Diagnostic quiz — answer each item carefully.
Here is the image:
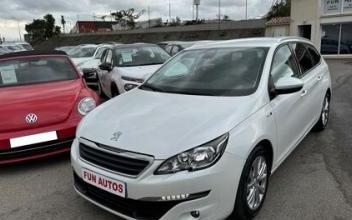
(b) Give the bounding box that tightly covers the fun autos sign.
[324,0,342,13]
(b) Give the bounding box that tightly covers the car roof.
[0,50,67,60]
[188,37,313,50]
[112,43,159,49]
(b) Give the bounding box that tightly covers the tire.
[111,84,119,98]
[313,93,330,132]
[229,146,270,220]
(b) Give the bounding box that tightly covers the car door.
[100,49,114,97]
[269,44,306,163]
[290,43,323,130]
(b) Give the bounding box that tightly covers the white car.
[71,37,331,220]
[96,43,170,97]
[70,44,112,69]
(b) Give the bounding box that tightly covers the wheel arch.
[255,139,274,173]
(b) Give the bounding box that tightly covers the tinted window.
[142,47,269,96]
[271,45,300,83]
[114,46,170,67]
[307,45,321,66]
[291,43,314,74]
[0,57,78,88]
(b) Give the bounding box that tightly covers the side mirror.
[82,68,98,82]
[274,77,303,95]
[99,63,112,71]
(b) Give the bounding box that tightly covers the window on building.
[321,24,340,55]
[340,23,352,54]
[321,22,352,55]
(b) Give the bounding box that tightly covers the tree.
[44,14,55,38]
[110,8,144,29]
[266,0,291,21]
[25,14,60,43]
[25,19,46,42]
[169,16,181,26]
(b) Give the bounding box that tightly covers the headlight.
[78,97,96,116]
[155,133,229,175]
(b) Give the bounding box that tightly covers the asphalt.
[1,59,352,220]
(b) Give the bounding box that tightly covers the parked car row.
[0,42,33,55]
[0,37,332,220]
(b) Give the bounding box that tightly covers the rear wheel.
[229,146,270,220]
[313,93,330,132]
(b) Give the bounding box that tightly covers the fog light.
[161,193,190,201]
[124,83,138,91]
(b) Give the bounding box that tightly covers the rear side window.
[0,57,78,88]
[307,45,321,66]
[291,43,314,74]
[271,45,300,83]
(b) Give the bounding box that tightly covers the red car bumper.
[0,125,77,165]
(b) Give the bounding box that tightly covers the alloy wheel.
[322,97,330,126]
[246,156,267,211]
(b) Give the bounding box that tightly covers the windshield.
[0,57,78,88]
[114,46,170,67]
[141,47,269,96]
[70,47,96,58]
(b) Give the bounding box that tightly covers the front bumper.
[0,138,73,164]
[71,138,244,220]
[0,124,77,164]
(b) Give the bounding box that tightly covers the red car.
[0,51,100,164]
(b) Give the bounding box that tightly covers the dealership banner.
[344,0,352,12]
[324,0,342,13]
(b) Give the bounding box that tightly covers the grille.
[74,172,179,220]
[79,142,151,176]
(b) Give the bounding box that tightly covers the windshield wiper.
[139,83,165,92]
[139,62,164,66]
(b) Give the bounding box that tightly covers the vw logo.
[25,113,38,124]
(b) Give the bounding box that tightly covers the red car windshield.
[0,56,78,88]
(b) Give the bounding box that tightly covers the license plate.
[10,131,58,148]
[82,168,126,198]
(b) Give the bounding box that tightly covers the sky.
[0,0,274,41]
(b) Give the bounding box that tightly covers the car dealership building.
[291,0,352,56]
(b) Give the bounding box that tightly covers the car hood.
[78,89,262,159]
[116,64,162,80]
[0,80,83,133]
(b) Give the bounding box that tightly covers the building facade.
[291,0,352,56]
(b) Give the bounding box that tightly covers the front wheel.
[313,94,330,132]
[229,146,270,220]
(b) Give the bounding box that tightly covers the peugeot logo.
[25,113,38,124]
[111,131,122,142]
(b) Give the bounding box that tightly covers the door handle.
[301,90,308,97]
[317,76,322,81]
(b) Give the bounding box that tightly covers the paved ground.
[1,59,352,220]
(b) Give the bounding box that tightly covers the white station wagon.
[71,37,332,220]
